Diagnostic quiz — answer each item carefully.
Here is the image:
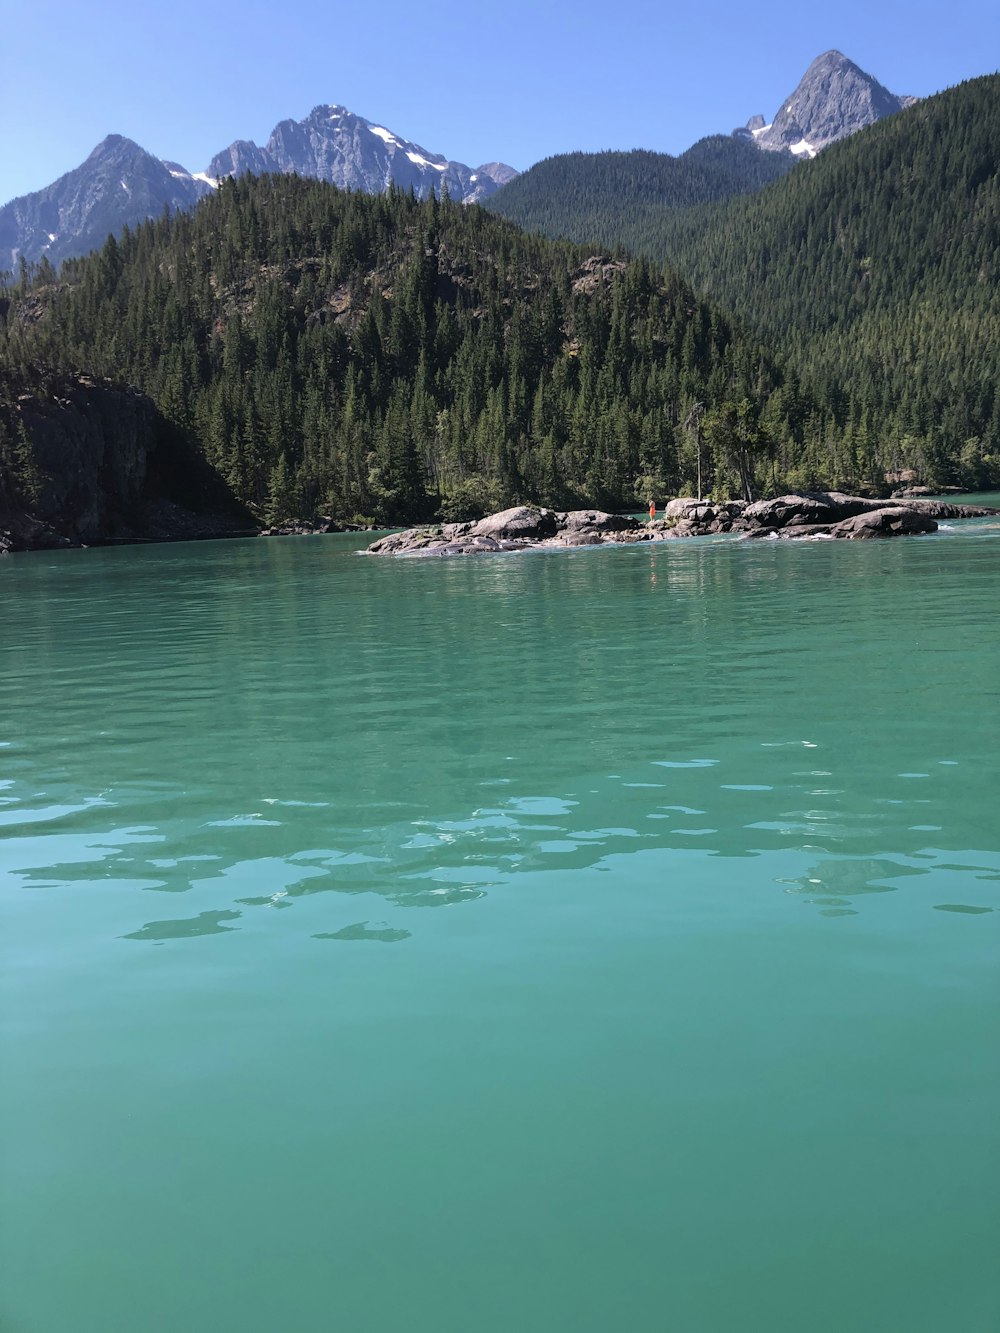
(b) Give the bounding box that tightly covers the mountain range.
[487,50,917,243]
[3,62,998,550]
[1,50,913,272]
[0,136,214,271]
[206,104,517,205]
[0,106,517,273]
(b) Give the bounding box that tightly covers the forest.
[486,136,796,245]
[1,174,873,526]
[488,75,1000,492]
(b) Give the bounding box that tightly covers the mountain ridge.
[485,135,797,244]
[0,135,214,271]
[0,108,516,273]
[206,103,516,205]
[2,51,926,271]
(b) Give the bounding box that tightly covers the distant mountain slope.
[485,50,915,256]
[485,136,796,247]
[2,107,516,272]
[735,50,916,158]
[0,136,214,270]
[670,75,1000,484]
[207,104,517,205]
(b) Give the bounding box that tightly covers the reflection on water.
[123,909,241,942]
[3,529,1000,1333]
[314,921,411,943]
[3,730,999,940]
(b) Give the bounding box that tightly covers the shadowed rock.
[828,507,939,538]
[1,376,256,553]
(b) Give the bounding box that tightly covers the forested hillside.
[486,137,796,247]
[659,76,1000,486]
[1,175,863,525]
[489,77,1000,489]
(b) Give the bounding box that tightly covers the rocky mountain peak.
[1,135,214,271]
[206,104,518,206]
[735,50,915,158]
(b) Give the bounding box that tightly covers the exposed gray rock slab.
[829,507,939,538]
[367,493,999,557]
[469,505,559,539]
[558,509,633,533]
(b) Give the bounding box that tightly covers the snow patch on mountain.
[735,51,915,158]
[205,104,517,206]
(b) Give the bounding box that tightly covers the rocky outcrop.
[367,493,1000,556]
[258,518,374,537]
[571,256,628,294]
[829,507,939,538]
[724,492,995,528]
[367,506,640,556]
[890,485,965,498]
[734,51,915,159]
[0,376,255,553]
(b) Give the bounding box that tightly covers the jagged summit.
[205,104,517,205]
[734,50,915,158]
[0,135,214,270]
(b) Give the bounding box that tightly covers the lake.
[2,512,999,1332]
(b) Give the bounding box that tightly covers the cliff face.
[0,377,256,553]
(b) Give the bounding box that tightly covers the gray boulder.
[743,494,839,527]
[469,505,558,539]
[559,509,633,532]
[829,507,938,538]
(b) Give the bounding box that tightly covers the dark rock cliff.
[0,376,256,553]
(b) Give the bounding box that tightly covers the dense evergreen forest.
[490,77,1000,490]
[486,137,796,245]
[0,176,867,525]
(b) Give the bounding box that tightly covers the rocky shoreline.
[367,493,1000,556]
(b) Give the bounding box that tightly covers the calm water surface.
[2,513,999,1332]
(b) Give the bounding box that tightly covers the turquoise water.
[2,516,999,1332]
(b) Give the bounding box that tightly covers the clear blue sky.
[3,0,997,204]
